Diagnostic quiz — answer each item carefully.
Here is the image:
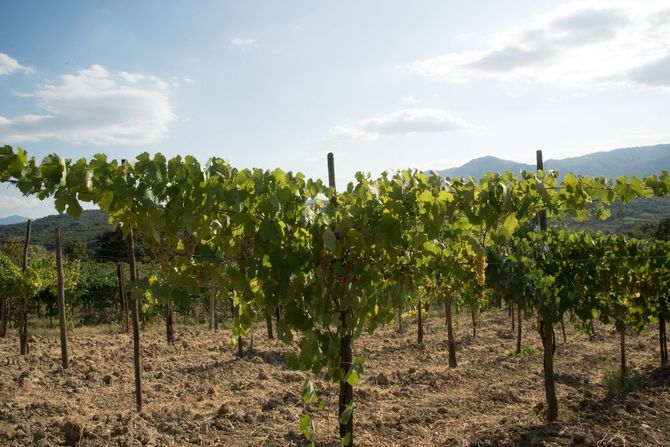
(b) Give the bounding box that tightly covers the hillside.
[0,214,29,225]
[439,143,670,179]
[562,196,670,235]
[0,209,111,249]
[438,144,670,235]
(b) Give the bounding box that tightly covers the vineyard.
[0,145,669,446]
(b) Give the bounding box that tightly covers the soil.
[1,308,668,447]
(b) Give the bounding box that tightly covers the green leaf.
[535,177,551,204]
[259,219,278,242]
[323,228,337,253]
[302,378,318,403]
[66,196,83,218]
[344,357,364,386]
[562,173,579,188]
[338,403,354,425]
[595,205,611,220]
[417,190,433,203]
[500,213,518,239]
[299,414,315,442]
[283,302,313,331]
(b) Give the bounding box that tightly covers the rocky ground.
[0,309,668,446]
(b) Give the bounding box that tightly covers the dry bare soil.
[1,309,668,447]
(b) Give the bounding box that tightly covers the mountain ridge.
[0,210,111,249]
[439,143,670,179]
[0,215,29,225]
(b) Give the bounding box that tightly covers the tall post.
[165,301,174,345]
[619,327,627,379]
[117,263,129,333]
[329,152,354,446]
[55,227,69,368]
[209,273,216,331]
[0,300,6,338]
[536,150,547,232]
[126,229,143,412]
[537,150,558,422]
[266,312,274,339]
[658,310,668,366]
[445,293,457,367]
[232,303,243,357]
[417,298,424,344]
[516,305,522,354]
[19,220,32,355]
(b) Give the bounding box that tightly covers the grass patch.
[508,346,539,356]
[517,410,543,425]
[600,363,644,395]
[559,407,582,423]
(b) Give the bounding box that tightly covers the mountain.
[437,143,670,235]
[439,143,670,179]
[0,214,29,225]
[566,196,670,235]
[0,209,111,249]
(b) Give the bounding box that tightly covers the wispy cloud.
[626,53,670,87]
[0,64,175,145]
[0,52,35,76]
[411,2,670,89]
[0,195,53,219]
[331,109,474,141]
[230,37,257,47]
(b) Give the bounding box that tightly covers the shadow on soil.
[469,365,670,447]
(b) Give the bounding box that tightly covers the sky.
[1,0,670,218]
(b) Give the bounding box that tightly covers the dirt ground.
[1,308,668,447]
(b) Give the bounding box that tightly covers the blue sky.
[1,0,669,218]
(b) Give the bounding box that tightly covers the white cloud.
[331,109,474,141]
[0,195,53,219]
[606,133,670,149]
[331,125,378,141]
[0,52,34,76]
[411,1,670,88]
[119,71,145,83]
[0,195,44,210]
[626,53,670,86]
[0,64,175,145]
[230,37,257,47]
[401,96,420,104]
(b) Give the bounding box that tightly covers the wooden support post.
[209,273,216,331]
[117,263,129,333]
[165,301,174,345]
[537,150,558,423]
[446,293,457,367]
[55,227,69,368]
[417,298,424,344]
[516,305,522,354]
[0,299,8,338]
[126,229,143,412]
[329,153,354,446]
[19,220,32,355]
[620,326,627,380]
[660,312,668,366]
